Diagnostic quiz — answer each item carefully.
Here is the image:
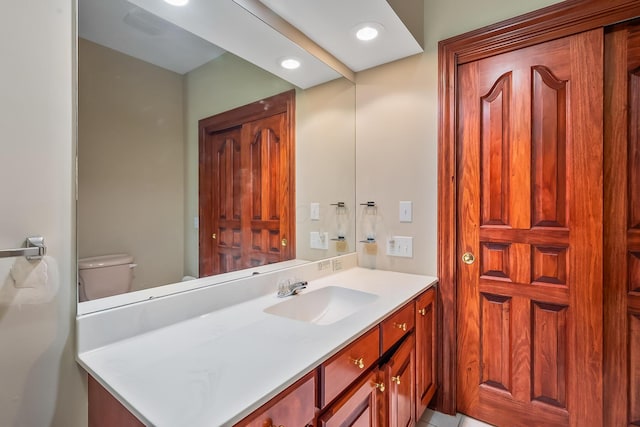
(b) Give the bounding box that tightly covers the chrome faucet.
[277,280,308,297]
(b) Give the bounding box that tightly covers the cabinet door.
[234,371,316,427]
[318,370,383,427]
[385,333,416,427]
[415,287,436,417]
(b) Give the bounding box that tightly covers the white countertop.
[77,266,437,426]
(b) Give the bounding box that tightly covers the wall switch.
[318,260,331,271]
[399,201,413,222]
[310,202,320,220]
[310,231,329,249]
[387,236,413,258]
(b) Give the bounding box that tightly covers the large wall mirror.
[77,0,356,311]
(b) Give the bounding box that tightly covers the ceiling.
[78,0,423,89]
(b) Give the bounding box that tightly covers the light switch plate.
[310,202,320,220]
[399,201,412,222]
[387,236,413,258]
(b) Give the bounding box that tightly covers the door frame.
[436,0,640,416]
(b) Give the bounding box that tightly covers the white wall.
[355,0,562,275]
[78,39,185,292]
[0,1,86,426]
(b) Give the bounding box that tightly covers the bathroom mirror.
[76,0,356,310]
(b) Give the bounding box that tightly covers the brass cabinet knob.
[262,419,283,427]
[394,322,407,331]
[212,233,217,240]
[462,252,475,265]
[281,238,287,247]
[418,308,427,316]
[391,376,401,385]
[375,382,385,392]
[351,357,365,369]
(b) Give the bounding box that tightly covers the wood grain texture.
[88,376,144,427]
[455,29,603,427]
[318,370,382,427]
[380,302,415,355]
[415,288,437,417]
[320,327,380,408]
[438,1,640,417]
[604,20,640,427]
[199,90,295,276]
[384,333,416,427]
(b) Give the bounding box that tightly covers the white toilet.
[78,254,136,302]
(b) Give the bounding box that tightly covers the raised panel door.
[604,19,640,427]
[456,30,603,427]
[415,288,436,418]
[385,333,416,427]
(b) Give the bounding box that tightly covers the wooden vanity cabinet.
[415,288,436,417]
[233,371,317,427]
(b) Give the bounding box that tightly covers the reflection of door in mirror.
[199,90,295,276]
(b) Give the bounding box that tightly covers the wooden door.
[456,30,603,427]
[385,333,416,427]
[242,112,292,268]
[201,127,243,275]
[604,19,640,427]
[415,288,436,418]
[199,91,295,277]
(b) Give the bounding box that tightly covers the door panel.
[457,30,603,427]
[243,112,292,266]
[604,19,640,427]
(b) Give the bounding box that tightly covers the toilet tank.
[78,254,135,301]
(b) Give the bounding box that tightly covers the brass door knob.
[462,252,475,265]
[391,376,401,385]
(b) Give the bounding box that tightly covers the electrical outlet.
[387,236,413,258]
[310,231,329,249]
[318,260,331,271]
[332,258,343,271]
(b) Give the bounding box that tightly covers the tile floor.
[419,409,494,427]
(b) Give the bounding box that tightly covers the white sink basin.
[264,286,378,325]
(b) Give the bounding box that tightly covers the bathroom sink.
[264,286,378,325]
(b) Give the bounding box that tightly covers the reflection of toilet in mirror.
[78,254,136,302]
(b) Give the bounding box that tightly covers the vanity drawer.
[380,301,415,354]
[234,371,316,427]
[320,326,380,408]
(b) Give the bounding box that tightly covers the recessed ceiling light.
[355,23,383,41]
[280,58,301,70]
[164,0,189,6]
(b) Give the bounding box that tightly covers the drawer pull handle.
[375,382,386,392]
[418,308,427,316]
[394,322,407,331]
[351,357,365,369]
[391,376,401,385]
